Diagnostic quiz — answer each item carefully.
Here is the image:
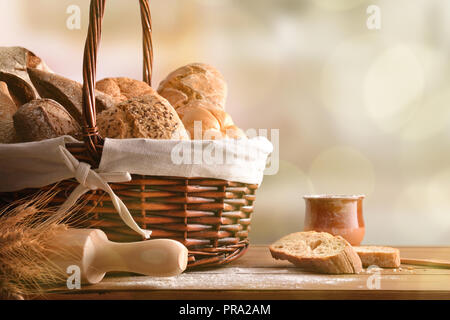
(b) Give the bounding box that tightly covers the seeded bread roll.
[0,81,19,143]
[158,63,227,110]
[269,231,363,274]
[97,94,189,140]
[176,100,246,139]
[13,99,82,142]
[96,77,157,103]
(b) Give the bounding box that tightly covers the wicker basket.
[0,0,262,268]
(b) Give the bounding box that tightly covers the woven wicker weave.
[1,0,260,268]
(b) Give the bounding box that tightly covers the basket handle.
[81,0,153,161]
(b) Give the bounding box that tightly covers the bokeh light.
[428,168,450,235]
[400,86,450,141]
[308,146,375,196]
[364,45,425,133]
[313,0,367,11]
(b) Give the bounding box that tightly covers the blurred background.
[2,0,450,245]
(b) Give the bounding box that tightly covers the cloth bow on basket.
[56,146,152,239]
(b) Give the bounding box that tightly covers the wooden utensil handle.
[93,239,188,277]
[401,258,450,268]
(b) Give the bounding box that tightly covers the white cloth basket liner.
[0,136,273,193]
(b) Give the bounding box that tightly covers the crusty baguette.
[354,246,400,268]
[269,231,362,274]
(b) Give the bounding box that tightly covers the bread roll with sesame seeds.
[96,93,189,140]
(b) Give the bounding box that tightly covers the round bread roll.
[97,94,189,140]
[96,77,157,103]
[158,63,227,110]
[177,100,246,140]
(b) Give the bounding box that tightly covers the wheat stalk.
[0,190,87,299]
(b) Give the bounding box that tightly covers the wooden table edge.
[39,289,450,300]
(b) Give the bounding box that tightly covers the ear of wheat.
[0,190,85,300]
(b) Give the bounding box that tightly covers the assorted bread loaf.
[0,47,246,144]
[13,99,82,142]
[270,231,402,274]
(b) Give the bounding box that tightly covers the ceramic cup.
[303,195,365,246]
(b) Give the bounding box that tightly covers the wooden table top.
[45,245,450,300]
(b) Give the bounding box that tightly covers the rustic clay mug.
[303,195,365,245]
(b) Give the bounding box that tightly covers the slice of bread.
[269,231,363,274]
[354,246,400,268]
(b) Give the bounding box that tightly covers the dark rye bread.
[0,81,16,121]
[0,81,19,143]
[269,231,363,274]
[27,68,115,124]
[13,99,82,142]
[0,72,36,107]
